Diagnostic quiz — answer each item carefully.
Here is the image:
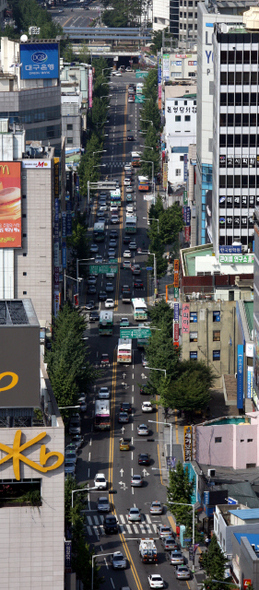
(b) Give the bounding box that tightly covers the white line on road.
[110,579,115,589]
[132,384,134,392]
[88,452,91,462]
[132,486,134,495]
[126,524,131,534]
[90,438,92,446]
[93,516,99,525]
[120,515,126,524]
[131,467,133,476]
[132,396,134,404]
[131,451,133,460]
[132,373,134,380]
[104,558,108,569]
[86,525,92,536]
[131,422,134,431]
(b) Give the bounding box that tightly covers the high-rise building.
[196,1,256,245]
[0,37,61,153]
[212,10,259,257]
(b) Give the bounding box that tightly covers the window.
[67,138,73,144]
[247,439,253,443]
[67,124,73,131]
[190,351,197,360]
[185,115,190,121]
[22,233,27,238]
[213,350,220,361]
[175,115,181,121]
[215,437,222,443]
[190,312,197,323]
[213,330,220,341]
[190,331,198,342]
[175,169,181,176]
[174,101,178,106]
[213,311,220,322]
[23,291,27,295]
[23,272,27,276]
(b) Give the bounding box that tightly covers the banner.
[182,303,190,334]
[237,344,244,409]
[88,68,93,108]
[0,162,22,248]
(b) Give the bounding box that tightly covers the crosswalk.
[84,512,159,537]
[108,161,131,168]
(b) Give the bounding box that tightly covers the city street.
[74,74,192,590]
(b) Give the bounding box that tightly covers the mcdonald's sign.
[0,161,21,248]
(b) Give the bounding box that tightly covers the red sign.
[174,322,179,341]
[174,271,179,288]
[174,259,179,271]
[0,162,22,248]
[182,303,190,334]
[243,580,252,589]
[184,226,190,242]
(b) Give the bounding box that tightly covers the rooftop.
[229,508,259,520]
[0,299,39,326]
[181,244,214,276]
[234,532,259,548]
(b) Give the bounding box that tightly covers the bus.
[125,214,137,233]
[117,339,132,363]
[136,82,144,95]
[99,310,113,335]
[110,188,121,206]
[93,221,105,242]
[94,400,111,431]
[132,298,148,321]
[138,176,150,191]
[131,151,141,167]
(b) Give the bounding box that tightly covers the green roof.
[244,301,254,335]
[183,244,214,276]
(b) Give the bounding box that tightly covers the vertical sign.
[174,303,179,322]
[88,68,93,108]
[237,344,244,409]
[163,53,170,81]
[65,540,72,573]
[174,302,180,347]
[174,259,179,288]
[54,157,60,316]
[163,162,168,190]
[247,366,253,399]
[182,303,190,334]
[158,54,162,110]
[184,426,192,461]
[62,212,66,238]
[184,154,188,182]
[66,201,72,237]
[186,207,191,226]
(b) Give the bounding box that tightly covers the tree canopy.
[167,462,194,530]
[202,535,229,590]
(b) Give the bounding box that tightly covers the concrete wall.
[195,422,258,468]
[232,534,259,588]
[15,166,53,327]
[0,424,64,590]
[214,505,259,555]
[181,299,236,385]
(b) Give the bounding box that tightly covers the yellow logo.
[0,165,10,175]
[0,372,19,392]
[0,430,64,480]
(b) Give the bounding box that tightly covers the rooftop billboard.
[0,162,21,248]
[20,43,59,79]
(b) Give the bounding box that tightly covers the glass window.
[220,72,227,84]
[67,124,73,130]
[190,351,197,360]
[236,72,242,84]
[215,437,222,443]
[67,138,73,144]
[213,311,220,322]
[213,350,220,360]
[185,115,190,121]
[228,72,234,85]
[221,51,227,64]
[175,115,181,121]
[190,312,197,323]
[190,332,198,342]
[213,330,220,341]
[175,169,181,176]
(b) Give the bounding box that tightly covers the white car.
[112,71,122,76]
[142,401,153,413]
[105,298,114,308]
[137,423,149,436]
[126,204,134,213]
[94,473,107,490]
[110,204,118,212]
[123,250,131,258]
[124,178,132,186]
[128,507,141,522]
[126,186,134,193]
[98,387,110,399]
[106,271,115,279]
[148,575,164,589]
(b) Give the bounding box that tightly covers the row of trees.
[147,195,183,276]
[145,300,215,420]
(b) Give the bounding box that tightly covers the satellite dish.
[20,34,28,42]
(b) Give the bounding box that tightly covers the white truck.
[139,538,158,564]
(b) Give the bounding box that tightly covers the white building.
[179,0,198,42]
[165,93,196,185]
[163,51,197,81]
[214,505,259,556]
[212,12,259,257]
[153,0,170,30]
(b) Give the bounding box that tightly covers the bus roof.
[131,151,141,157]
[94,221,105,230]
[138,176,149,182]
[132,298,147,308]
[125,215,137,223]
[95,399,110,415]
[99,310,113,321]
[118,338,132,346]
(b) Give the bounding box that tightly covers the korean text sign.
[0,162,21,248]
[20,43,59,79]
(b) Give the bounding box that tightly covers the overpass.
[63,26,152,43]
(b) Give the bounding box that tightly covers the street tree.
[67,212,90,274]
[145,323,179,391]
[164,361,214,420]
[202,535,228,590]
[142,68,158,101]
[149,299,174,337]
[159,203,183,247]
[167,461,194,529]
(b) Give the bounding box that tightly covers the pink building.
[194,412,259,470]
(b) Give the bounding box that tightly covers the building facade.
[165,93,196,185]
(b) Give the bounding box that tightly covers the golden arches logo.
[0,165,10,175]
[0,372,18,392]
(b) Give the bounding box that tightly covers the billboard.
[88,68,93,108]
[0,325,40,408]
[20,43,59,80]
[0,162,21,248]
[237,344,244,410]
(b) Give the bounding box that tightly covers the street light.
[147,251,158,298]
[143,216,159,233]
[72,486,90,509]
[64,274,82,303]
[140,144,154,151]
[140,158,155,203]
[58,405,80,410]
[146,366,166,377]
[76,258,95,306]
[92,553,114,590]
[148,419,172,458]
[102,66,113,76]
[140,118,153,127]
[93,149,107,159]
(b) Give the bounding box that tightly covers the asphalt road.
[50,0,103,29]
[74,74,191,590]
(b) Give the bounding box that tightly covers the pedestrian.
[205,536,210,548]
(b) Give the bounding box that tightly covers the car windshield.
[114,555,123,561]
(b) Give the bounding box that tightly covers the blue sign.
[20,43,59,80]
[65,540,72,570]
[62,243,67,269]
[174,306,179,324]
[237,344,244,409]
[247,367,252,399]
[62,212,66,238]
[146,266,153,271]
[54,198,59,242]
[66,213,72,237]
[186,207,191,227]
[184,154,188,182]
[219,245,242,254]
[228,497,238,505]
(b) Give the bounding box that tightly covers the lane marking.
[90,438,92,446]
[110,578,115,589]
[88,452,91,462]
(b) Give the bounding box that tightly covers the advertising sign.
[186,206,191,227]
[0,162,22,248]
[62,243,66,269]
[174,303,179,322]
[62,212,66,238]
[237,344,244,409]
[182,303,190,334]
[22,160,51,169]
[219,254,254,264]
[65,540,72,573]
[163,53,170,81]
[243,581,252,590]
[184,154,188,182]
[163,162,168,190]
[0,325,40,408]
[174,322,179,341]
[20,43,59,80]
[88,68,93,108]
[219,245,242,254]
[54,290,59,316]
[174,287,179,299]
[185,226,190,242]
[184,426,192,461]
[247,366,253,399]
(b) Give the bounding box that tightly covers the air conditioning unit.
[208,468,216,477]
